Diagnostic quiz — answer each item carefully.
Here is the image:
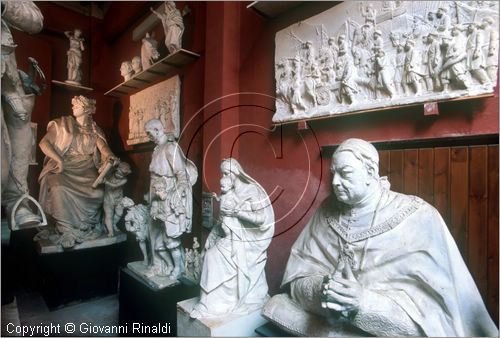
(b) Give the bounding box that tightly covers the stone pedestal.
[177,297,268,337]
[119,268,199,337]
[127,261,179,290]
[38,241,127,309]
[36,231,127,254]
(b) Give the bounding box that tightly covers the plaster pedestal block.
[36,231,127,254]
[177,297,268,337]
[127,261,179,290]
[119,268,199,337]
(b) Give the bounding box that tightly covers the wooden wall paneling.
[467,146,488,299]
[389,150,403,193]
[449,147,469,256]
[433,147,450,224]
[418,148,434,205]
[403,149,418,195]
[487,145,499,323]
[379,150,390,178]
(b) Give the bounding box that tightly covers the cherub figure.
[103,162,132,236]
[124,200,151,266]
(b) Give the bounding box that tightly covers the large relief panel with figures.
[274,1,498,123]
[127,76,180,145]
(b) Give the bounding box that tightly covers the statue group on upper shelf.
[274,1,499,122]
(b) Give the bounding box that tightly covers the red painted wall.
[201,2,499,296]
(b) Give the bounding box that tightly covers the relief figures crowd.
[275,1,498,117]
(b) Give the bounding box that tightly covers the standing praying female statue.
[65,29,84,85]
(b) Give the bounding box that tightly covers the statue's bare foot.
[60,233,76,249]
[190,306,203,319]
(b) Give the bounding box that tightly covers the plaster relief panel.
[127,75,180,145]
[273,1,499,123]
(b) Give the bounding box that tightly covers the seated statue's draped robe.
[281,190,498,337]
[39,116,111,239]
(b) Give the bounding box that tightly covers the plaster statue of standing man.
[151,1,184,54]
[145,119,197,280]
[2,0,46,228]
[263,138,498,337]
[64,29,84,85]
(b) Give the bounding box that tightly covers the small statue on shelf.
[120,61,133,81]
[131,56,142,74]
[36,95,122,251]
[2,0,47,229]
[64,29,85,85]
[141,32,160,70]
[151,1,185,54]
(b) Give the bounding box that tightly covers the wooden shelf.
[52,80,93,92]
[104,49,200,98]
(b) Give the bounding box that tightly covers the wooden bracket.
[297,120,308,130]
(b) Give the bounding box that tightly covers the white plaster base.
[177,297,268,337]
[36,232,127,254]
[127,261,180,290]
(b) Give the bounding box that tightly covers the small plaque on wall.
[273,1,499,123]
[127,75,180,145]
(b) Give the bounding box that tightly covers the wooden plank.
[417,148,434,204]
[379,150,390,178]
[467,146,488,299]
[389,150,403,193]
[403,149,418,195]
[487,145,499,324]
[104,49,199,97]
[433,147,450,224]
[449,147,468,256]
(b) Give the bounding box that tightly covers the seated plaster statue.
[263,138,498,337]
[190,158,275,319]
[124,198,150,266]
[37,95,119,249]
[145,119,197,280]
[120,61,133,81]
